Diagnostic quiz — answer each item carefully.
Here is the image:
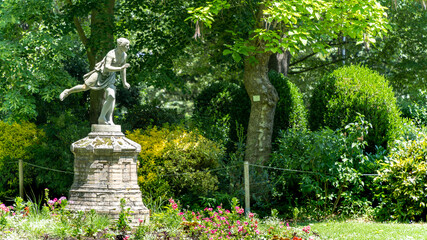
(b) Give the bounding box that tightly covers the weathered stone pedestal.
[67,124,149,225]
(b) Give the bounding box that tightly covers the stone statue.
[59,38,131,125]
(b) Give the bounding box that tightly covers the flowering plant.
[43,188,68,215]
[156,197,318,240]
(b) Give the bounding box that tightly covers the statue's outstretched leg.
[59,84,88,101]
[98,86,116,125]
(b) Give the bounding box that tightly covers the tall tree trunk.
[243,47,279,164]
[268,50,291,76]
[69,0,115,124]
[88,0,115,124]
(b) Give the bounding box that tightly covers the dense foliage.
[269,71,308,140]
[193,81,250,148]
[374,132,427,221]
[0,122,42,199]
[126,126,224,207]
[193,71,307,150]
[309,65,402,151]
[270,115,376,218]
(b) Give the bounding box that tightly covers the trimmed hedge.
[309,65,401,151]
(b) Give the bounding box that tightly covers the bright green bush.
[374,131,427,221]
[0,121,43,199]
[126,125,225,206]
[309,65,402,151]
[270,115,376,218]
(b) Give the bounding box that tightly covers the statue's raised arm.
[59,38,131,125]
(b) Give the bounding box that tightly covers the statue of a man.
[59,38,131,125]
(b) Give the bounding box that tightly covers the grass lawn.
[311,220,427,240]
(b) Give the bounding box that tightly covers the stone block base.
[67,125,149,226]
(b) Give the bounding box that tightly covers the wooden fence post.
[19,159,24,199]
[244,161,250,216]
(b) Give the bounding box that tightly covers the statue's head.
[117,38,130,47]
[117,38,130,52]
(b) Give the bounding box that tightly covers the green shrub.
[269,70,308,140]
[374,131,427,221]
[0,121,43,199]
[32,112,90,197]
[119,101,183,132]
[309,65,402,151]
[269,115,376,218]
[126,125,225,207]
[398,90,427,127]
[193,81,250,146]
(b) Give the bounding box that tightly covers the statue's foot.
[98,117,108,125]
[59,89,69,101]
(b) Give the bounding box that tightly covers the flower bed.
[1,192,318,240]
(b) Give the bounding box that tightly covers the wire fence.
[10,158,379,207]
[5,160,74,174]
[8,160,379,178]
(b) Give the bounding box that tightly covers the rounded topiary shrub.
[309,65,401,150]
[193,81,250,148]
[268,70,307,141]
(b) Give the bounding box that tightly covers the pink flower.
[255,229,260,234]
[58,196,66,204]
[249,212,254,218]
[124,236,130,240]
[178,212,184,215]
[303,225,311,233]
[169,198,175,204]
[138,219,144,223]
[172,203,178,210]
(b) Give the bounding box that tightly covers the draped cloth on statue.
[83,57,116,90]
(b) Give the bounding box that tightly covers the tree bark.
[243,47,279,164]
[268,49,291,76]
[88,0,115,124]
[69,0,115,124]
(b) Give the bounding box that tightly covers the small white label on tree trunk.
[253,95,260,102]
